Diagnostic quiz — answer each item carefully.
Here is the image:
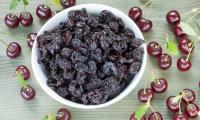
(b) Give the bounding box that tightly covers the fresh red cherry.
[148,112,163,120]
[173,24,186,38]
[128,7,142,22]
[36,4,52,20]
[130,113,146,120]
[147,42,162,57]
[16,65,30,80]
[138,88,154,103]
[178,38,193,55]
[19,12,33,27]
[166,96,179,112]
[166,10,181,25]
[27,33,37,48]
[136,18,153,33]
[158,53,172,70]
[6,42,21,58]
[151,78,168,93]
[60,0,76,9]
[56,108,71,120]
[181,89,196,103]
[173,113,188,120]
[4,13,20,29]
[185,103,199,118]
[177,56,192,72]
[21,85,36,100]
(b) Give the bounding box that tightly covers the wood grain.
[0,0,200,119]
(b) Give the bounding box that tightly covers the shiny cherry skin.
[136,18,153,33]
[185,103,199,118]
[27,33,37,48]
[56,108,71,120]
[19,12,33,27]
[173,113,188,120]
[138,88,154,103]
[16,65,30,80]
[60,0,76,9]
[166,96,179,112]
[173,24,186,38]
[147,41,162,57]
[177,56,192,72]
[158,53,172,70]
[181,89,196,103]
[151,78,168,93]
[21,85,36,100]
[130,113,146,120]
[178,38,193,55]
[129,7,142,22]
[4,13,20,29]
[6,42,21,58]
[36,4,52,20]
[166,10,181,25]
[148,112,163,120]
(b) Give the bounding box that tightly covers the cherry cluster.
[147,42,172,70]
[130,73,168,119]
[15,65,36,100]
[166,89,199,119]
[128,7,153,33]
[166,10,192,72]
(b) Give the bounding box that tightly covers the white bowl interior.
[32,4,147,109]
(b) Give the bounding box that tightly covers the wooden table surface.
[0,0,200,120]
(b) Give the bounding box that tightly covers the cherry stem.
[181,8,199,17]
[44,0,48,8]
[186,39,198,61]
[166,34,170,44]
[186,10,200,23]
[141,0,153,9]
[178,94,183,114]
[0,38,9,47]
[146,0,155,19]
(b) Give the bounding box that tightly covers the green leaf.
[22,0,28,6]
[166,39,179,56]
[51,0,61,7]
[43,115,48,120]
[135,102,149,120]
[9,0,18,10]
[180,22,197,36]
[16,72,28,88]
[44,113,55,120]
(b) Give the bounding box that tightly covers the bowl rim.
[31,3,147,109]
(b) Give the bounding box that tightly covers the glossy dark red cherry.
[129,7,142,22]
[166,96,179,112]
[60,0,76,9]
[138,88,154,103]
[16,65,30,80]
[173,24,186,38]
[177,56,192,72]
[178,38,193,55]
[181,89,196,103]
[136,18,153,33]
[173,113,188,120]
[185,103,199,118]
[147,42,162,57]
[56,108,71,120]
[4,13,20,29]
[130,113,146,120]
[36,4,52,20]
[148,112,163,120]
[21,85,36,100]
[27,33,37,48]
[166,10,181,25]
[158,53,172,70]
[19,12,33,27]
[6,42,21,58]
[151,78,168,93]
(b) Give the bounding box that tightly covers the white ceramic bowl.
[32,4,147,109]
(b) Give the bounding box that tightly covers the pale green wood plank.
[0,0,200,120]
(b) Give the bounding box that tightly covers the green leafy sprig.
[165,35,179,56]
[16,72,28,88]
[135,99,151,119]
[9,0,29,11]
[43,113,56,120]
